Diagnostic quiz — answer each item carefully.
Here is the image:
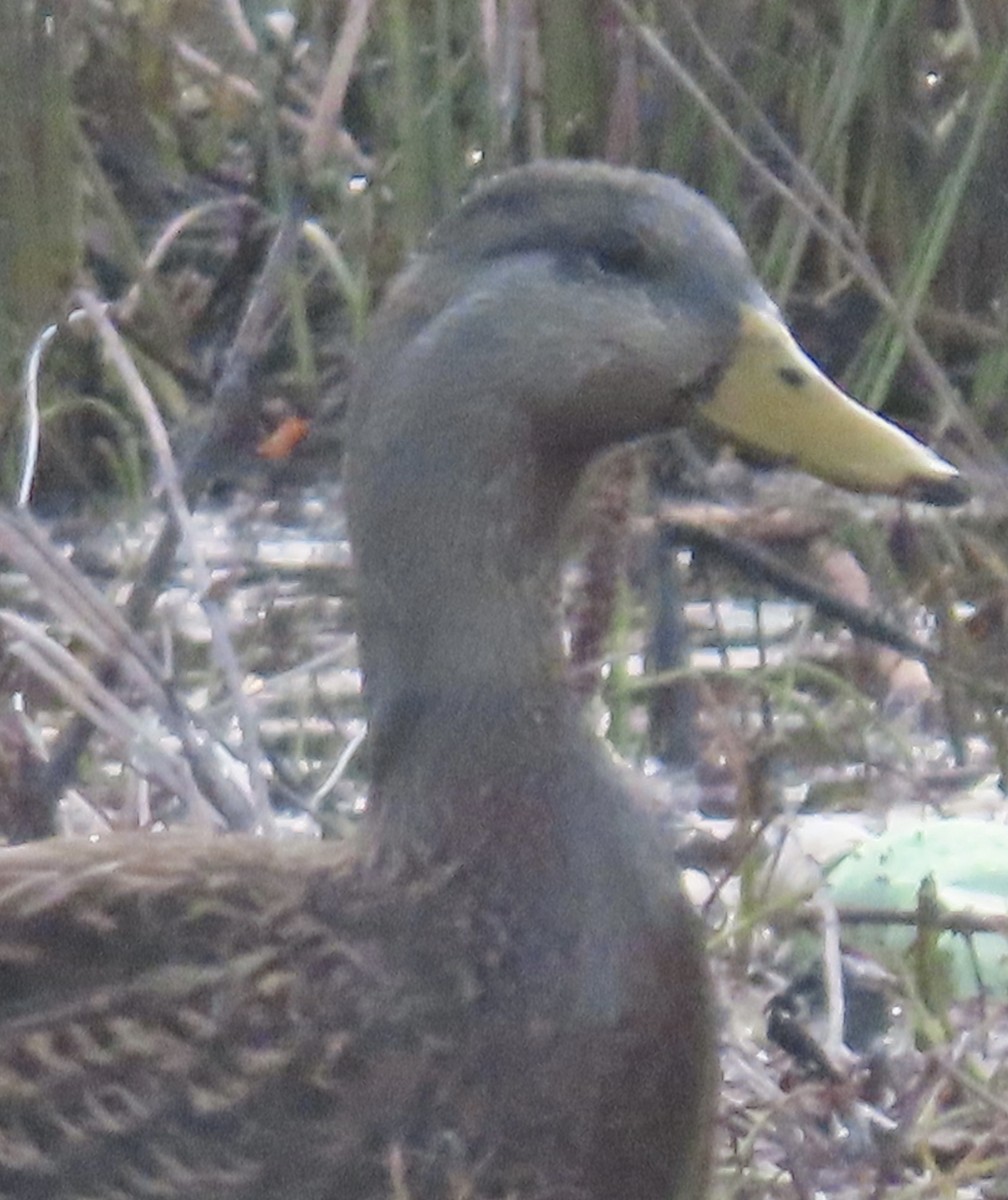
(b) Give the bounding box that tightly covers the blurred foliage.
[0,0,1005,728]
[0,2,80,396]
[3,0,1008,787]
[0,0,1006,500]
[1,0,1008,782]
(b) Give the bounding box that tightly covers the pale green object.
[828,819,1008,999]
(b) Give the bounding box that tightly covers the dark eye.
[590,231,649,275]
[778,366,806,388]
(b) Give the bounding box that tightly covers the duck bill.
[699,306,963,503]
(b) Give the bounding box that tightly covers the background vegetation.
[3,0,1008,494]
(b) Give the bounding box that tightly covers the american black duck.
[0,162,961,1200]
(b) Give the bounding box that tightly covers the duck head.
[365,160,960,494]
[347,161,961,852]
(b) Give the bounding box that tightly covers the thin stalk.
[857,34,1008,411]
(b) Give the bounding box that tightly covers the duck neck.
[349,378,603,860]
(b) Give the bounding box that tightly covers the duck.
[0,161,962,1200]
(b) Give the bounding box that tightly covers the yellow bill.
[700,306,965,504]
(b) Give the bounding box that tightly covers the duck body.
[0,161,962,1198]
[0,826,710,1200]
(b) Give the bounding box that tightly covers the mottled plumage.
[0,831,707,1199]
